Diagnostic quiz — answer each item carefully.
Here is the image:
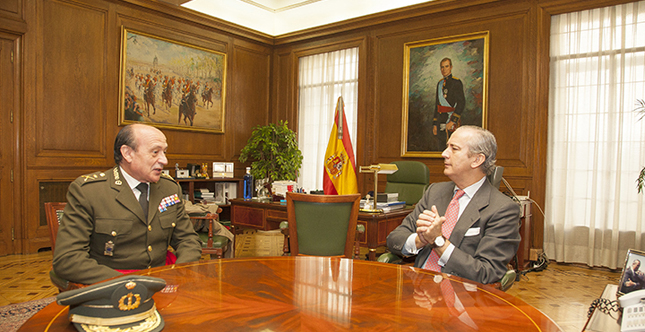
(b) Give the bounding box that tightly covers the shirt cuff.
[403,233,422,256]
[438,243,455,267]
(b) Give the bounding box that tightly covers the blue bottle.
[243,167,254,200]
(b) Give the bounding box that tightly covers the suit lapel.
[111,167,147,223]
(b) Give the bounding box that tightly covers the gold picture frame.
[618,249,645,297]
[119,27,227,133]
[401,31,489,157]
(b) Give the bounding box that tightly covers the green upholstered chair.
[384,161,430,206]
[189,211,232,259]
[281,192,362,259]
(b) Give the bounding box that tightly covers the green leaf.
[238,120,303,182]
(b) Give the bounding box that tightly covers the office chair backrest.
[286,192,361,258]
[487,166,504,190]
[384,161,430,206]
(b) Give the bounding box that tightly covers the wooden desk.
[230,198,412,261]
[20,257,562,331]
[583,284,621,332]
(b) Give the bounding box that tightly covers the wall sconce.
[358,163,398,212]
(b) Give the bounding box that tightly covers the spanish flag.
[323,97,358,195]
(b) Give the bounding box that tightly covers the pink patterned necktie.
[423,189,465,272]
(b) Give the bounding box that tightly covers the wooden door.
[0,35,17,255]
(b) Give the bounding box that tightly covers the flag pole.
[336,96,344,140]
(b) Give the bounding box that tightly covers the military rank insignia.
[158,194,180,213]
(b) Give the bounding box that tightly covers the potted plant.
[239,120,303,184]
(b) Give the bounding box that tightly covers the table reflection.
[294,257,352,326]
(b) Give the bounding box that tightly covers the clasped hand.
[416,205,444,247]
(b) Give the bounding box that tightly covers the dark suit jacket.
[387,180,520,284]
[53,166,202,284]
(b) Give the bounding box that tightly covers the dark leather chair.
[377,166,517,291]
[384,161,430,206]
[280,192,362,259]
[488,165,504,190]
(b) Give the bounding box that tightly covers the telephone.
[619,289,645,331]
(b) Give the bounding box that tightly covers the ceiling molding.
[241,0,323,13]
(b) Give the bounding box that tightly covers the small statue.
[201,163,209,179]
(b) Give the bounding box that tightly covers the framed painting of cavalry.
[119,27,227,133]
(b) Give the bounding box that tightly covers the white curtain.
[545,1,645,269]
[297,47,359,193]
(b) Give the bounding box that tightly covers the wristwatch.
[434,235,445,247]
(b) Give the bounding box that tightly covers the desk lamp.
[359,163,398,212]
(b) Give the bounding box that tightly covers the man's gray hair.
[461,125,497,175]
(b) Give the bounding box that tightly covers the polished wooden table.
[230,198,412,260]
[21,257,562,331]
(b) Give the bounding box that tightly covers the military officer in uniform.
[53,124,202,285]
[432,57,466,149]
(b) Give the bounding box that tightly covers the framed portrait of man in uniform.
[401,31,489,157]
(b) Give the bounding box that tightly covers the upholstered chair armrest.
[376,252,403,265]
[280,221,290,256]
[354,224,365,259]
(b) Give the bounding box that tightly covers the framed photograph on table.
[118,27,227,133]
[618,249,645,296]
[401,31,489,157]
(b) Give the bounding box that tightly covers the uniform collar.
[119,166,146,192]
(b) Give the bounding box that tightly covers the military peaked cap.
[56,275,166,332]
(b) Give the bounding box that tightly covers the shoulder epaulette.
[79,171,108,185]
[160,172,177,182]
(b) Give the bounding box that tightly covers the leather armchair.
[384,161,430,206]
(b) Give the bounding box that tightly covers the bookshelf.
[177,178,243,223]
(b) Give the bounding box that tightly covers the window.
[545,0,645,268]
[297,47,359,192]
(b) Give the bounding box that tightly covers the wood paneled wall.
[4,0,273,253]
[0,0,634,254]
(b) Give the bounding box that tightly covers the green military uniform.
[53,166,202,284]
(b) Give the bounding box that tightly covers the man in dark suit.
[432,58,465,150]
[53,124,202,285]
[387,125,520,284]
[621,259,643,294]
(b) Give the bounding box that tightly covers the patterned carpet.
[0,296,55,332]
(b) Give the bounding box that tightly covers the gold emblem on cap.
[125,281,136,290]
[118,292,141,311]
